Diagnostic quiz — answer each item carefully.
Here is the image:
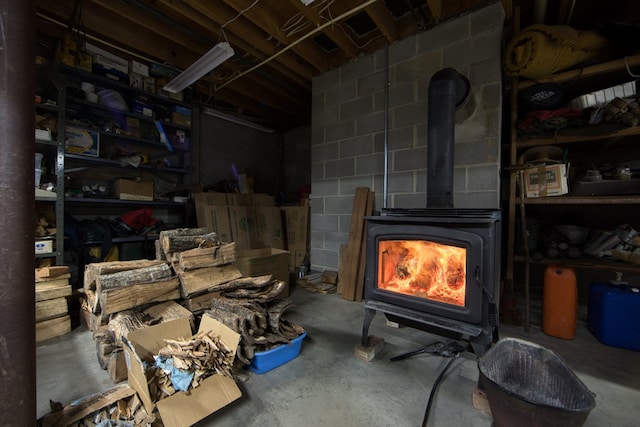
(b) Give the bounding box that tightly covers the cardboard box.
[35,239,54,254]
[170,105,192,117]
[522,164,568,198]
[194,192,228,206]
[235,248,290,295]
[228,206,257,251]
[65,126,100,157]
[254,207,285,249]
[114,179,154,201]
[123,316,241,427]
[281,206,310,252]
[143,76,156,94]
[170,111,191,127]
[130,59,149,77]
[92,53,129,75]
[200,205,233,243]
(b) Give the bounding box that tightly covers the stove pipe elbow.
[427,68,470,208]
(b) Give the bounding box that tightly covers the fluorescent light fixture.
[163,42,234,93]
[204,107,275,133]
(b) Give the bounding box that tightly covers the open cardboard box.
[123,315,241,427]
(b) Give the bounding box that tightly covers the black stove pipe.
[427,68,469,208]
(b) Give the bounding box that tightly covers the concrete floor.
[37,287,640,426]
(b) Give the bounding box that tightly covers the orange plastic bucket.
[542,265,578,340]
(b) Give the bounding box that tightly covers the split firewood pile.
[76,227,302,384]
[42,384,154,427]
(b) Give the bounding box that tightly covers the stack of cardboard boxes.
[194,193,301,289]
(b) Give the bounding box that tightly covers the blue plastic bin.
[248,332,306,374]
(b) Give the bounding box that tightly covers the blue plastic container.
[248,332,307,374]
[588,283,640,351]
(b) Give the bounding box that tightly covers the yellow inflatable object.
[504,25,612,79]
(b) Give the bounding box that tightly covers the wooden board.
[337,244,347,295]
[36,315,71,343]
[341,188,370,301]
[36,279,72,302]
[35,273,71,283]
[321,270,338,285]
[35,265,70,280]
[354,190,374,302]
[177,264,243,298]
[35,297,68,321]
[99,277,181,315]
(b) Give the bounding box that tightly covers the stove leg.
[361,307,377,347]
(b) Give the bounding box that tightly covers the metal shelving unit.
[504,53,640,330]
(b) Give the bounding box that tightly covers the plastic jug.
[542,265,578,340]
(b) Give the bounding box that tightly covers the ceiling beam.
[139,0,311,90]
[182,0,318,80]
[219,0,329,73]
[287,0,361,58]
[365,1,398,43]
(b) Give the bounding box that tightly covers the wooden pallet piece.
[341,188,370,301]
[354,190,374,302]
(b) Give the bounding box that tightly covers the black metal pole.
[0,1,36,425]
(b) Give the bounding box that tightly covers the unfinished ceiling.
[34,0,635,131]
[35,0,500,131]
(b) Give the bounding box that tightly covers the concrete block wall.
[310,2,505,272]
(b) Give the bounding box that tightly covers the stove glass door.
[377,240,466,307]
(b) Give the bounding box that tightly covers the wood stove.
[362,208,501,356]
[360,68,501,357]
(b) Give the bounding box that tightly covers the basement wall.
[198,114,282,194]
[309,2,505,272]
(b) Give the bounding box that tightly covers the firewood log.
[84,259,165,290]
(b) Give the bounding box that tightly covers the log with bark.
[84,259,166,290]
[175,242,236,272]
[96,263,172,291]
[159,227,215,255]
[220,279,287,303]
[98,277,181,315]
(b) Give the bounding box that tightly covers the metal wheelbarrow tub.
[478,338,595,427]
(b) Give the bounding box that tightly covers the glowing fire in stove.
[377,240,466,306]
